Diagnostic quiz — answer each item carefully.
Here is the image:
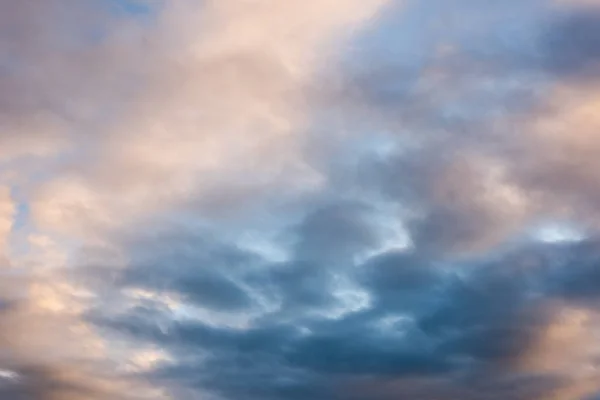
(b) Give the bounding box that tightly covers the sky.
[1,0,600,399]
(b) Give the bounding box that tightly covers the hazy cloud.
[3,0,600,399]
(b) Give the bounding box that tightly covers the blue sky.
[2,0,600,399]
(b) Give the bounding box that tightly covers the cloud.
[118,230,259,312]
[0,271,166,400]
[23,0,389,238]
[83,236,600,400]
[4,0,600,399]
[0,186,14,256]
[541,9,600,78]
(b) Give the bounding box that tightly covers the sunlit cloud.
[2,0,600,399]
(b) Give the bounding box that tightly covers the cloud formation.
[3,0,600,399]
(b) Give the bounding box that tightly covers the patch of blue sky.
[105,0,158,17]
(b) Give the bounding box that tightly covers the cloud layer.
[2,0,600,399]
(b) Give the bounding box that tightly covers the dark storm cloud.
[543,237,600,304]
[259,202,381,313]
[357,251,443,311]
[342,373,565,400]
[292,202,378,263]
[122,253,254,312]
[282,329,449,376]
[88,231,600,400]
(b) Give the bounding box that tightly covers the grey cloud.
[6,1,600,400]
[542,9,600,79]
[0,0,146,134]
[0,363,150,400]
[306,3,554,254]
[110,202,382,315]
[122,256,254,312]
[88,233,600,400]
[342,373,565,400]
[89,228,263,312]
[259,202,382,313]
[358,251,443,311]
[263,260,337,312]
[0,365,90,400]
[543,238,600,304]
[292,202,379,263]
[282,331,449,376]
[326,0,600,256]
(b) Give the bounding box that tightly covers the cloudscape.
[2,0,600,399]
